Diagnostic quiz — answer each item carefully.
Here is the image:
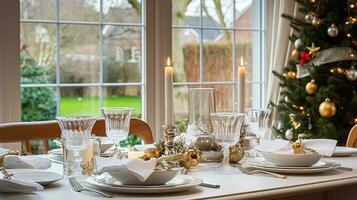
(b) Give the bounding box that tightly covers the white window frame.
[10,0,266,140]
[171,0,266,111]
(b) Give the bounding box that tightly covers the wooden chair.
[346,124,357,148]
[0,118,153,153]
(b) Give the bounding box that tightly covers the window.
[19,0,266,135]
[20,0,144,121]
[172,0,265,128]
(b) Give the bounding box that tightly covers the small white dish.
[332,146,357,157]
[244,158,340,174]
[86,175,202,194]
[260,151,322,167]
[107,168,181,185]
[9,169,63,186]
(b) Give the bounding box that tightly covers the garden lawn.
[60,96,141,117]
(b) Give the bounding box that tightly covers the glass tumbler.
[186,88,216,149]
[57,116,96,177]
[211,112,244,174]
[101,107,133,159]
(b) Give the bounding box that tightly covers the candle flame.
[166,57,171,66]
[240,57,244,66]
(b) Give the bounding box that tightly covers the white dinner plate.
[244,158,340,174]
[86,174,202,194]
[245,158,331,169]
[332,146,357,157]
[94,173,186,188]
[9,169,63,186]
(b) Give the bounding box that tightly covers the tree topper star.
[307,43,320,55]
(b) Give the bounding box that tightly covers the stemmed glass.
[210,112,245,174]
[101,107,133,159]
[57,116,97,177]
[244,108,272,157]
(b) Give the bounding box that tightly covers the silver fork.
[236,164,287,179]
[68,177,113,198]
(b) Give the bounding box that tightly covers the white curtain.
[264,0,303,138]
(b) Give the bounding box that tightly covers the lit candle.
[238,57,246,113]
[165,57,173,127]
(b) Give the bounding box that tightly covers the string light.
[347,33,352,38]
[289,113,301,129]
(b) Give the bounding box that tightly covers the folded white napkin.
[258,139,337,157]
[0,178,44,193]
[132,144,155,151]
[95,157,157,182]
[3,156,51,170]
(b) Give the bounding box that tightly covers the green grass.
[60,95,141,117]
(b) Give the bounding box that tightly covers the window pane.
[202,0,234,28]
[245,83,261,109]
[60,87,100,116]
[102,0,141,23]
[103,86,142,118]
[234,0,261,29]
[172,28,200,82]
[172,0,201,27]
[60,25,100,83]
[60,0,100,21]
[203,29,233,81]
[103,26,142,83]
[235,31,261,82]
[21,87,57,121]
[20,23,56,84]
[173,85,189,132]
[20,0,56,20]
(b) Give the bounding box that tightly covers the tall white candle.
[165,57,173,127]
[238,57,246,113]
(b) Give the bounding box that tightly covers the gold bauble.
[291,49,300,60]
[287,71,296,79]
[229,145,244,164]
[319,98,336,118]
[144,148,160,159]
[305,79,317,95]
[182,149,201,169]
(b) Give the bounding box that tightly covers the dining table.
[1,155,357,200]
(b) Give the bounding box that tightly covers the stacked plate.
[244,157,340,174]
[86,174,202,194]
[7,169,63,186]
[332,146,357,157]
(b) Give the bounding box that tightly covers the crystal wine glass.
[244,108,272,157]
[101,107,133,159]
[57,116,97,177]
[210,112,244,174]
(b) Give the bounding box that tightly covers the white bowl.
[260,152,322,167]
[107,168,181,185]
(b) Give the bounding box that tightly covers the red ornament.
[305,53,311,61]
[299,60,306,65]
[300,51,308,59]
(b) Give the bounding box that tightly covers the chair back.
[0,118,153,153]
[346,124,357,148]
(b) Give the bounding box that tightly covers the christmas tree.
[273,0,357,144]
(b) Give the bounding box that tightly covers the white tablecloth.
[1,156,357,200]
